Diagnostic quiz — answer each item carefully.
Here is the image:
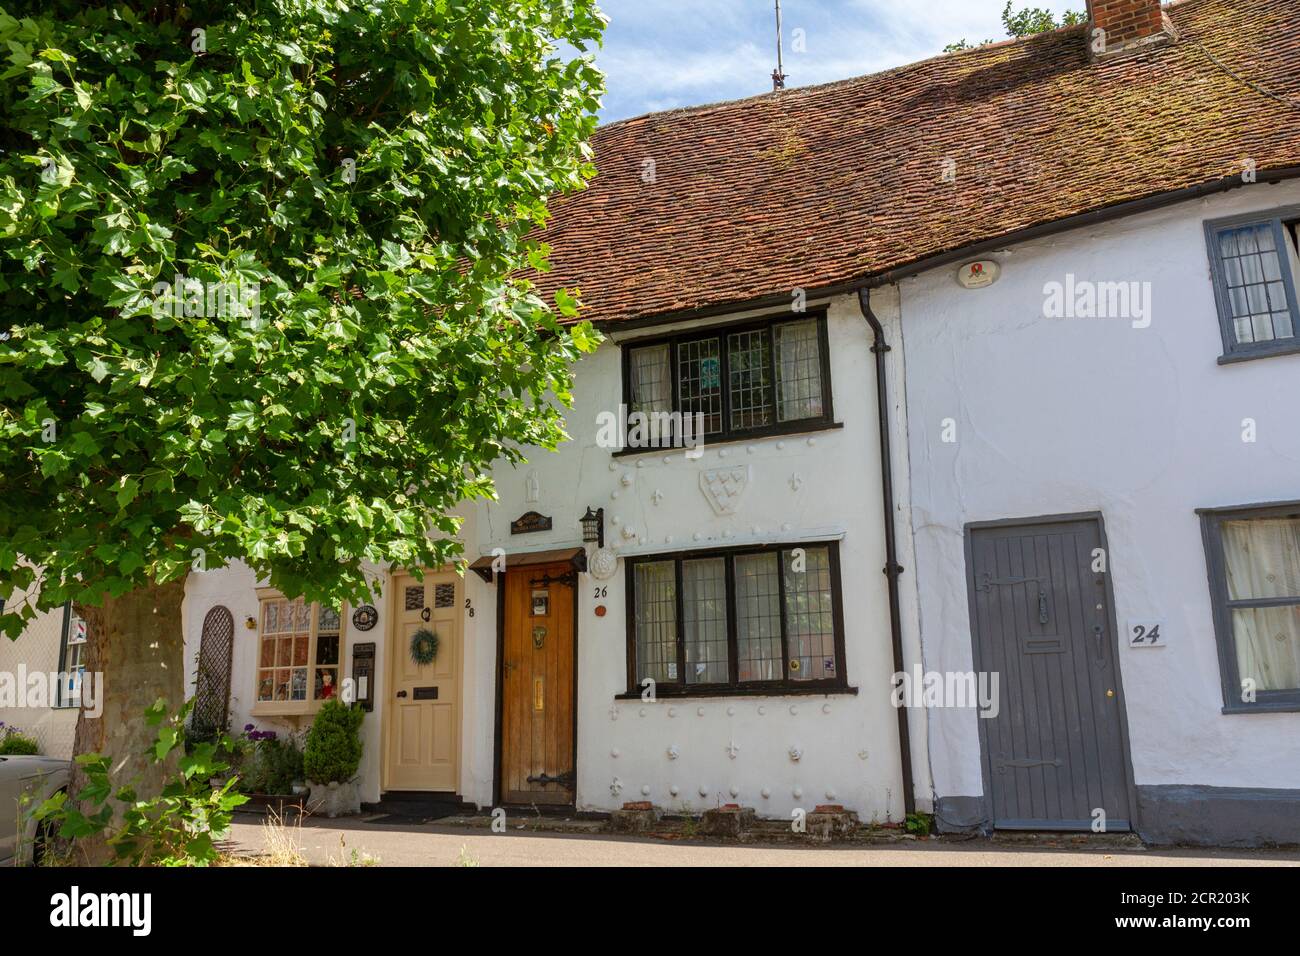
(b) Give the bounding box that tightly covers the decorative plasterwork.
[700,465,751,516]
[588,547,618,581]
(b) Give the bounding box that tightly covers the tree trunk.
[69,575,187,864]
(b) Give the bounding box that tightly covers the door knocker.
[421,607,431,622]
[533,625,547,649]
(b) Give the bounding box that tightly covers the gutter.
[855,286,915,819]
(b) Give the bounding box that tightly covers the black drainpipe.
[856,286,915,819]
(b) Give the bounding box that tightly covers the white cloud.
[596,0,1085,121]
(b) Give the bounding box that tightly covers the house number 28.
[465,598,475,618]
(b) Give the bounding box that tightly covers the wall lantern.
[581,506,605,548]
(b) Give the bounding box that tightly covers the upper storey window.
[622,311,834,450]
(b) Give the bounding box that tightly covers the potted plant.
[302,699,364,818]
[229,725,307,809]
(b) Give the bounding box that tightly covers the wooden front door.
[966,515,1133,830]
[385,571,462,792]
[500,562,576,805]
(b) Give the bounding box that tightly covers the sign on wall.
[956,260,1001,289]
[1127,619,1167,648]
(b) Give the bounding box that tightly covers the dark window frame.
[1197,499,1300,714]
[620,540,853,699]
[617,309,837,454]
[1203,207,1300,365]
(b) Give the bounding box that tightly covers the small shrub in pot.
[302,700,364,817]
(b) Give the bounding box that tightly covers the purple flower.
[244,723,255,732]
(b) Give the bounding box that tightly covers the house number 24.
[1128,619,1166,648]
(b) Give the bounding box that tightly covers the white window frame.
[251,588,346,717]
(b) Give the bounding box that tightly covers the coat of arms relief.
[699,465,751,516]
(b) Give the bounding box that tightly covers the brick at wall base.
[609,802,661,833]
[701,805,756,837]
[806,805,860,843]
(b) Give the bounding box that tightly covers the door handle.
[396,690,408,698]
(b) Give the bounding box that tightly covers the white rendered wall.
[473,293,913,821]
[898,180,1300,804]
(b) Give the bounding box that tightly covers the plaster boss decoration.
[589,547,618,581]
[699,465,751,516]
[409,627,439,666]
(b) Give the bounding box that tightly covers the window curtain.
[1222,518,1300,691]
[634,561,677,683]
[681,558,727,684]
[734,553,782,681]
[628,344,671,444]
[775,320,823,422]
[1283,224,1300,338]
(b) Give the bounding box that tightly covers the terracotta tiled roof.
[535,0,1300,326]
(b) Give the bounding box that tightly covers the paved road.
[226,818,1300,867]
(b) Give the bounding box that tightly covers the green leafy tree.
[0,0,605,856]
[33,700,249,866]
[944,2,1085,53]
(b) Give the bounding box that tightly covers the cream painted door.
[385,571,461,792]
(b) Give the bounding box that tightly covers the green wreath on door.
[409,627,440,666]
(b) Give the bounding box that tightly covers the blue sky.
[591,0,1082,122]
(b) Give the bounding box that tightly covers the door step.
[363,792,475,823]
[990,831,1145,850]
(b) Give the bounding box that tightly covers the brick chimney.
[1086,0,1175,57]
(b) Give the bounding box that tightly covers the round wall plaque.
[352,604,378,631]
[956,259,1000,289]
[589,547,618,581]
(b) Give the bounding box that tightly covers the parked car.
[0,755,70,866]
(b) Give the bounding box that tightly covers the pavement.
[224,814,1300,867]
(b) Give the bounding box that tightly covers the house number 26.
[593,586,607,599]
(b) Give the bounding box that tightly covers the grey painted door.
[967,516,1132,831]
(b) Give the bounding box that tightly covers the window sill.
[610,420,843,459]
[251,701,327,719]
[616,684,857,701]
[1221,700,1300,715]
[1217,341,1300,365]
